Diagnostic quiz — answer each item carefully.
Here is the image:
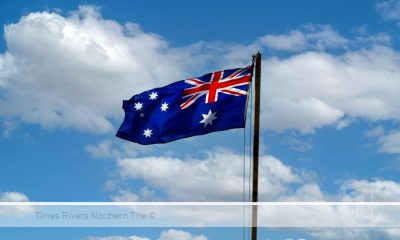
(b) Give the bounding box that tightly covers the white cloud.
[378,131,400,153]
[84,236,149,240]
[263,96,343,133]
[1,120,19,137]
[1,5,400,137]
[114,149,400,202]
[376,0,400,22]
[86,139,155,160]
[306,228,370,240]
[260,30,307,51]
[375,228,400,238]
[364,127,400,154]
[0,191,36,217]
[259,25,348,51]
[365,126,385,137]
[116,148,304,201]
[281,133,313,152]
[263,46,400,132]
[159,229,207,240]
[341,179,400,201]
[0,191,29,202]
[107,143,400,238]
[298,179,400,239]
[110,187,159,202]
[0,6,208,134]
[1,6,400,135]
[363,126,400,156]
[110,188,139,202]
[83,229,207,240]
[86,139,117,159]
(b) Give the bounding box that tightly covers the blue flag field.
[116,65,253,144]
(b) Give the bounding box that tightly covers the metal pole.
[251,52,261,240]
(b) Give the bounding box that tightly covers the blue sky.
[2,0,400,239]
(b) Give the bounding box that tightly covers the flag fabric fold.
[116,65,253,145]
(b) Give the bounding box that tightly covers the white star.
[149,92,158,100]
[134,102,143,111]
[143,128,153,138]
[160,102,169,111]
[140,113,145,118]
[199,110,217,127]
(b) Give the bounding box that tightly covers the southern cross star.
[134,102,143,111]
[149,92,158,100]
[143,128,153,138]
[200,110,217,127]
[160,102,169,111]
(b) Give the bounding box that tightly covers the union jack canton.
[116,65,253,145]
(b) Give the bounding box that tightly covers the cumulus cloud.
[116,148,305,201]
[259,25,348,51]
[83,229,207,240]
[84,236,149,240]
[262,96,343,133]
[341,179,400,201]
[86,139,155,160]
[365,125,385,137]
[376,0,400,22]
[281,133,313,152]
[1,6,400,135]
[0,191,29,202]
[86,139,118,159]
[113,147,400,202]
[375,228,400,238]
[263,46,400,132]
[98,141,400,239]
[109,144,400,238]
[364,127,400,154]
[158,229,207,240]
[378,131,400,154]
[0,192,36,217]
[278,179,400,238]
[1,120,19,137]
[305,228,370,240]
[0,6,211,134]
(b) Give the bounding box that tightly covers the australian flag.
[116,65,253,145]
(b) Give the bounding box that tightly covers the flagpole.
[251,52,261,240]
